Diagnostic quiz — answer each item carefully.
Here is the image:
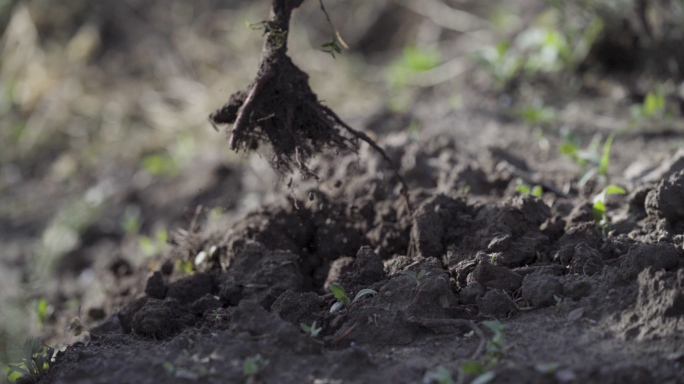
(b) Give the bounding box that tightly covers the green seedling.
[4,337,54,384]
[387,45,442,87]
[329,285,377,313]
[473,7,603,89]
[423,365,454,384]
[515,182,543,197]
[560,130,615,187]
[243,354,269,384]
[631,90,667,120]
[400,269,427,284]
[139,229,169,258]
[176,260,195,275]
[32,299,53,329]
[482,320,505,367]
[300,321,323,338]
[592,185,627,230]
[519,105,556,126]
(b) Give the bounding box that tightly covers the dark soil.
[3,1,684,384]
[38,119,684,383]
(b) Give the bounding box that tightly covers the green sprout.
[560,131,615,187]
[400,269,427,284]
[32,299,52,329]
[519,105,556,126]
[592,185,627,230]
[139,228,169,258]
[631,90,667,120]
[300,321,323,338]
[515,182,543,197]
[4,338,54,384]
[387,45,442,87]
[176,260,195,275]
[329,284,377,313]
[423,366,454,384]
[243,354,269,384]
[482,321,505,367]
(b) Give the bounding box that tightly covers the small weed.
[449,320,505,383]
[300,321,322,338]
[32,299,52,329]
[519,105,556,126]
[559,130,615,187]
[4,338,54,384]
[482,321,505,367]
[122,205,141,235]
[329,284,377,313]
[243,354,269,384]
[401,269,428,285]
[554,295,564,308]
[630,90,667,120]
[176,260,195,275]
[473,6,603,89]
[139,229,169,258]
[592,185,627,231]
[387,45,442,87]
[423,365,454,384]
[515,182,543,197]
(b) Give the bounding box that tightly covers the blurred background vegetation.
[1,0,683,375]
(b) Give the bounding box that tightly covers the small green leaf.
[592,200,606,222]
[531,185,543,197]
[604,185,626,196]
[461,361,486,375]
[352,289,378,303]
[329,284,349,304]
[598,133,615,174]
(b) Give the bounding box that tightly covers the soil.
[3,1,684,384]
[36,106,684,383]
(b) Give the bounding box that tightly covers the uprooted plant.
[209,0,411,212]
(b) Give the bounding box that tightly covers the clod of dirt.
[353,246,386,285]
[618,267,684,340]
[166,272,214,304]
[645,170,684,227]
[619,242,680,279]
[476,289,517,317]
[218,242,303,309]
[563,278,593,301]
[231,300,320,355]
[271,291,322,326]
[556,222,601,251]
[132,298,195,339]
[411,194,468,258]
[521,272,564,308]
[565,202,596,229]
[144,271,167,300]
[190,293,222,316]
[470,258,523,292]
[554,242,604,276]
[330,246,387,291]
[459,281,485,305]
